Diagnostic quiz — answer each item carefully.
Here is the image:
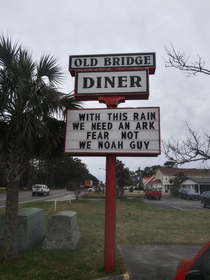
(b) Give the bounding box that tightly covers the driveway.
[140,196,208,211]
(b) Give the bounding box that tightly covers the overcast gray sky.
[1,0,210,182]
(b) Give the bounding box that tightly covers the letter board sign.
[74,69,149,100]
[69,52,156,76]
[64,107,160,156]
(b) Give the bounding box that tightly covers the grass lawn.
[0,197,209,280]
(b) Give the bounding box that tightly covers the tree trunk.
[2,137,22,263]
[2,180,19,262]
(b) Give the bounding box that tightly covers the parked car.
[174,240,210,280]
[145,188,161,200]
[201,191,210,208]
[32,184,50,196]
[178,188,200,200]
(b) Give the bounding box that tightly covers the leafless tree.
[164,44,210,77]
[163,46,210,166]
[162,123,210,166]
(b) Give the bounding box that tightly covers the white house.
[181,178,210,194]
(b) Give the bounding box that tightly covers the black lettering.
[104,141,110,149]
[74,59,82,67]
[98,141,103,149]
[135,56,143,65]
[133,113,139,120]
[144,141,149,149]
[118,141,123,149]
[121,131,139,139]
[118,76,127,88]
[83,58,89,67]
[137,141,143,149]
[121,57,125,65]
[83,77,94,88]
[98,141,123,149]
[104,132,109,139]
[96,77,102,88]
[92,132,96,139]
[141,113,146,120]
[130,76,142,87]
[149,122,155,129]
[143,122,148,129]
[129,141,150,149]
[118,122,130,130]
[123,113,128,120]
[79,114,85,121]
[79,141,91,149]
[90,58,98,66]
[91,122,112,130]
[135,122,141,129]
[111,141,116,149]
[126,57,134,65]
[127,132,133,139]
[144,56,151,65]
[130,141,136,149]
[107,113,112,121]
[104,77,115,88]
[73,122,84,130]
[113,57,120,66]
[95,113,100,121]
[104,57,111,66]
[151,112,156,120]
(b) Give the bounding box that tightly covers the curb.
[90,272,135,280]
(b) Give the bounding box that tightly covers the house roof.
[157,167,210,177]
[183,177,210,184]
[143,175,155,186]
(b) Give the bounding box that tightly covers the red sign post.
[66,52,159,273]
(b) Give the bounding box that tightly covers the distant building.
[142,175,155,190]
[181,178,210,194]
[154,167,210,193]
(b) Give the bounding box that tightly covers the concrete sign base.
[42,211,81,250]
[0,208,45,251]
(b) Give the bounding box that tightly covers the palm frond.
[36,54,63,86]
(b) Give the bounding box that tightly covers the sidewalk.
[92,245,202,280]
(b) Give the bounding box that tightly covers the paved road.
[141,196,209,211]
[0,189,73,208]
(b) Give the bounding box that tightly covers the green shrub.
[170,187,179,197]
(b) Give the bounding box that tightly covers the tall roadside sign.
[65,52,159,273]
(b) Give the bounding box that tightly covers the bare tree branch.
[163,44,210,76]
[162,123,210,166]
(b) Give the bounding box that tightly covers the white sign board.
[65,107,160,156]
[75,70,149,95]
[69,52,156,75]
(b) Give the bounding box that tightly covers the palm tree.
[0,35,81,262]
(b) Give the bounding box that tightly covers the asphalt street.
[0,189,72,208]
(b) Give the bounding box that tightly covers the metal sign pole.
[103,102,118,273]
[104,154,116,273]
